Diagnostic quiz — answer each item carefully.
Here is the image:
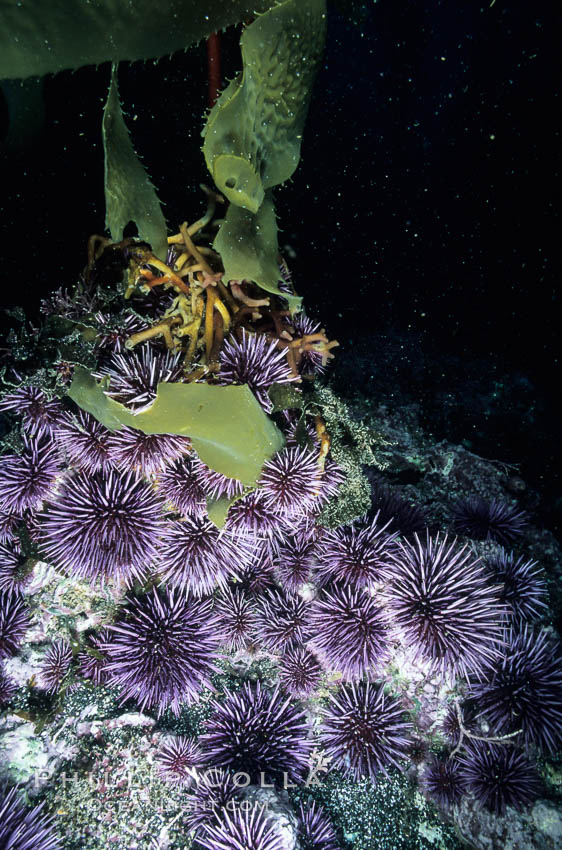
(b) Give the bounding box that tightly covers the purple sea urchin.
[385,533,504,679]
[226,489,281,540]
[0,387,62,438]
[156,455,207,517]
[217,329,296,413]
[213,586,258,651]
[0,539,30,592]
[185,768,241,832]
[296,800,339,850]
[470,625,562,753]
[484,549,547,621]
[158,516,247,596]
[451,496,527,545]
[319,681,411,781]
[192,459,244,502]
[308,584,390,680]
[55,410,113,474]
[278,647,322,696]
[103,588,219,715]
[458,742,541,814]
[423,755,467,807]
[95,344,184,411]
[155,735,202,786]
[274,530,319,591]
[197,805,284,850]
[0,665,16,705]
[78,629,111,686]
[40,469,164,584]
[40,639,73,694]
[201,681,313,784]
[0,436,60,515]
[254,588,311,653]
[0,590,30,658]
[259,447,323,519]
[368,481,428,539]
[106,426,190,476]
[315,513,396,589]
[0,786,61,850]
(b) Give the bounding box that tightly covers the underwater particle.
[197,804,284,850]
[213,586,258,651]
[0,386,63,438]
[484,549,548,621]
[226,489,281,539]
[0,435,60,515]
[55,410,114,474]
[0,590,30,658]
[201,681,313,784]
[274,529,318,591]
[318,681,411,781]
[308,583,390,680]
[368,480,429,539]
[40,639,73,694]
[39,468,165,584]
[451,496,527,545]
[103,587,219,715]
[78,628,111,686]
[158,515,247,596]
[458,742,541,814]
[315,512,397,589]
[94,343,185,410]
[470,624,562,753]
[156,454,207,517]
[155,735,202,786]
[0,785,61,850]
[106,425,190,476]
[217,328,297,413]
[385,532,504,679]
[278,646,322,696]
[185,768,241,832]
[296,799,339,850]
[259,446,323,519]
[254,588,311,652]
[0,664,16,705]
[423,755,467,807]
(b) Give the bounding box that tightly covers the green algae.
[103,65,168,260]
[202,0,326,213]
[68,365,285,487]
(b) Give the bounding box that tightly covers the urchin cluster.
[451,496,527,545]
[254,588,311,653]
[40,639,73,694]
[102,588,220,715]
[155,735,202,786]
[201,682,313,784]
[319,681,411,781]
[0,786,61,850]
[315,513,396,588]
[458,742,541,814]
[0,436,60,515]
[385,533,505,679]
[308,583,390,680]
[0,590,30,658]
[470,625,562,753]
[197,805,284,850]
[158,515,248,596]
[484,549,547,621]
[278,647,322,696]
[40,469,165,584]
[217,329,296,413]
